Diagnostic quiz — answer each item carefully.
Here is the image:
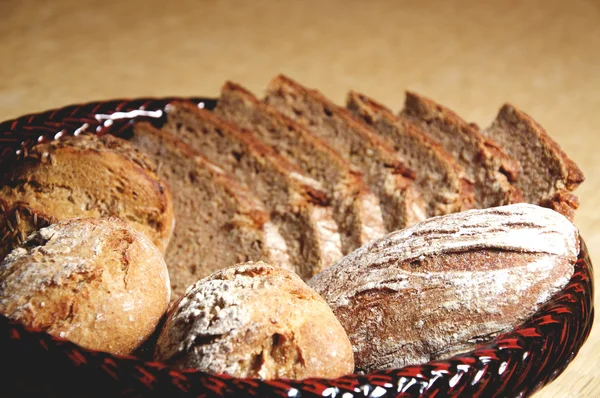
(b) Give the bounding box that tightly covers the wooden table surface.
[1,0,598,396]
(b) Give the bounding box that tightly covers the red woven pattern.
[0,99,594,398]
[0,97,214,165]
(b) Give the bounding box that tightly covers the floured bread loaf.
[130,123,293,300]
[265,74,426,232]
[310,204,579,372]
[155,262,354,380]
[347,91,474,217]
[0,217,170,355]
[215,81,386,254]
[160,102,342,279]
[0,134,174,253]
[483,104,584,220]
[400,92,523,209]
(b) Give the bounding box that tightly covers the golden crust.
[155,262,354,379]
[0,217,170,355]
[0,134,174,252]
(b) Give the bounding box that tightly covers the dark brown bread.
[0,134,174,253]
[155,262,354,379]
[347,91,475,217]
[161,102,343,280]
[265,75,426,232]
[0,199,56,263]
[483,104,585,220]
[215,81,386,254]
[309,204,579,372]
[400,92,524,209]
[130,123,293,300]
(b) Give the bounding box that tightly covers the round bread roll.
[0,134,175,253]
[0,217,170,355]
[154,261,354,379]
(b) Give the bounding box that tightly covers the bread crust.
[0,199,56,263]
[0,217,170,355]
[155,262,354,379]
[0,134,174,253]
[310,204,578,372]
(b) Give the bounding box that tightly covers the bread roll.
[0,134,174,253]
[155,262,354,379]
[0,217,170,355]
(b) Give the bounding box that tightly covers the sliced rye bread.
[160,102,343,280]
[129,123,293,300]
[482,104,584,220]
[214,81,386,254]
[400,92,524,209]
[346,91,475,217]
[264,75,426,232]
[0,199,56,263]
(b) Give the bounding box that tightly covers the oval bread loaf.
[155,261,354,380]
[309,203,579,372]
[0,217,171,355]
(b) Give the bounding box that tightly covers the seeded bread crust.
[483,104,584,220]
[0,199,56,263]
[162,102,343,279]
[265,75,426,232]
[155,262,354,380]
[347,91,475,217]
[130,123,293,300]
[0,134,175,253]
[215,81,386,254]
[401,92,524,209]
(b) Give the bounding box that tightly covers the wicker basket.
[0,98,594,398]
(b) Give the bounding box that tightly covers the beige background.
[1,0,598,396]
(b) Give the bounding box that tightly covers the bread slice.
[160,102,343,280]
[400,92,524,209]
[0,199,55,263]
[214,81,386,254]
[265,75,426,232]
[129,123,293,300]
[347,91,475,217]
[0,134,174,253]
[483,104,584,220]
